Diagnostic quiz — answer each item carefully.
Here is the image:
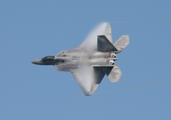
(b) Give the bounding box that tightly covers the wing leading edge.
[71,65,122,96]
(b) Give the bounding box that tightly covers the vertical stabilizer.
[97,35,118,52]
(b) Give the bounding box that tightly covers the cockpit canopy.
[42,56,55,62]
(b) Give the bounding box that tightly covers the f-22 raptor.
[32,22,129,96]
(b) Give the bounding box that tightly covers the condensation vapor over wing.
[78,22,112,53]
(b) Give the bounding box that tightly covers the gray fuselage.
[32,48,116,72]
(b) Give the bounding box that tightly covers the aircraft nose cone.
[31,59,42,65]
[31,60,36,64]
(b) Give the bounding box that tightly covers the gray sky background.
[0,0,171,120]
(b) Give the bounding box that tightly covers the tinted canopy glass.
[42,56,55,62]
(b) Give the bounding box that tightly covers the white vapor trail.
[94,81,171,95]
[109,17,171,24]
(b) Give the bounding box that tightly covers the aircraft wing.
[70,66,105,96]
[78,22,112,53]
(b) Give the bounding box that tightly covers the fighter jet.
[32,22,129,96]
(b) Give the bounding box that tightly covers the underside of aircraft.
[32,22,129,96]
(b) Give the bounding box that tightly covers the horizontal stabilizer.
[97,35,118,52]
[114,35,129,53]
[103,65,122,82]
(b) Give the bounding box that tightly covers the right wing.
[71,66,105,96]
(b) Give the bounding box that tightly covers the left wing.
[78,22,112,53]
[71,66,105,96]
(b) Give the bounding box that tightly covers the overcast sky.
[0,0,171,120]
